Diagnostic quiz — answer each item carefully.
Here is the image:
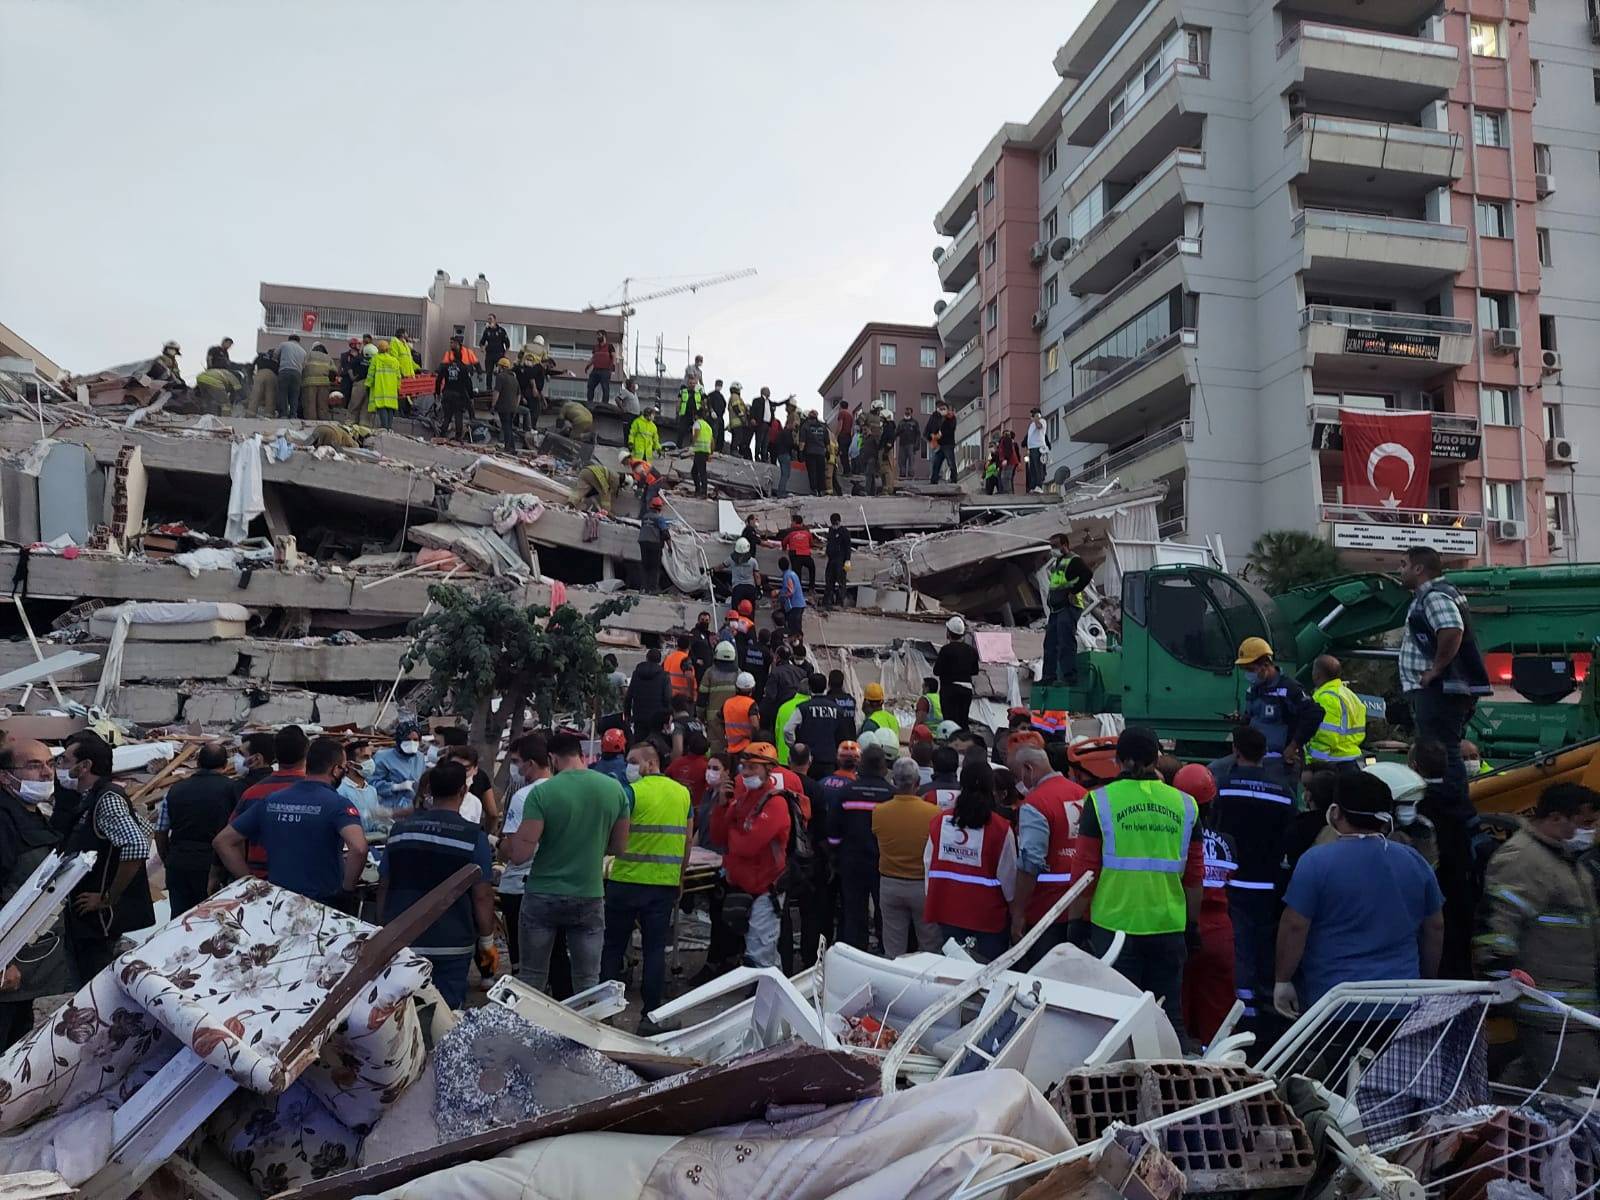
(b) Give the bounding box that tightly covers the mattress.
[88,601,250,642]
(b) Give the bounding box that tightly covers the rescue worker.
[568,462,625,512]
[861,683,900,741]
[934,616,980,729]
[492,357,522,451]
[709,743,792,968]
[786,673,852,780]
[914,677,944,727]
[592,727,634,797]
[742,626,771,699]
[141,339,185,389]
[675,378,703,446]
[690,410,715,498]
[721,673,760,762]
[699,641,743,754]
[1475,782,1600,1095]
[1070,726,1204,1043]
[728,382,750,458]
[921,743,961,809]
[879,409,900,492]
[602,742,692,1027]
[628,405,663,464]
[338,338,366,408]
[637,495,671,591]
[366,339,402,431]
[1009,744,1088,965]
[728,538,760,612]
[390,328,417,382]
[924,759,1018,962]
[764,645,810,743]
[628,454,665,518]
[432,335,476,439]
[1043,533,1093,685]
[193,366,242,415]
[832,743,895,950]
[248,347,278,416]
[301,342,337,422]
[1174,763,1237,1047]
[827,669,859,733]
[1234,637,1320,785]
[781,514,817,592]
[553,398,594,441]
[1306,655,1366,770]
[856,401,884,495]
[1207,724,1295,1042]
[821,512,852,608]
[0,740,75,1048]
[799,409,829,494]
[663,635,697,705]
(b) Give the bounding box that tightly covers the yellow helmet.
[1234,636,1274,667]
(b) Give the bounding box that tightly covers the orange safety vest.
[722,694,759,753]
[664,650,695,700]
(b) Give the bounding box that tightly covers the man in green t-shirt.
[502,730,631,995]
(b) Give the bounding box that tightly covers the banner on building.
[1339,409,1433,511]
[1313,416,1480,462]
[1332,522,1479,557]
[301,310,317,333]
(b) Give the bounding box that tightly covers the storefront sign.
[1331,522,1479,556]
[1342,330,1441,361]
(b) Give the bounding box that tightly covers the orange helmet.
[836,740,861,765]
[1066,736,1121,782]
[743,742,778,766]
[737,599,754,617]
[1173,762,1217,805]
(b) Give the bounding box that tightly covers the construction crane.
[585,268,757,383]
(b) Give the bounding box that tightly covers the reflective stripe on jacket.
[664,650,695,700]
[610,775,691,887]
[1089,779,1197,935]
[1307,679,1367,762]
[924,812,1011,933]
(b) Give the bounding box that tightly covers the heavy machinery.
[1036,562,1600,767]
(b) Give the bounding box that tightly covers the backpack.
[767,786,816,897]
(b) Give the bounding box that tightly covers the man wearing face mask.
[709,743,792,968]
[1459,739,1490,777]
[0,740,76,1048]
[1366,761,1437,867]
[230,732,276,806]
[61,733,156,979]
[602,743,693,1030]
[1274,771,1443,1023]
[154,742,234,914]
[1475,782,1600,1095]
[338,741,392,835]
[370,724,427,813]
[1233,638,1320,789]
[1009,742,1088,967]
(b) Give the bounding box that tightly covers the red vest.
[1021,773,1086,925]
[922,785,959,810]
[924,812,1011,933]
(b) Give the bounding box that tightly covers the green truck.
[1035,563,1600,764]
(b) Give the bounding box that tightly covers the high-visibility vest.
[664,650,695,700]
[1048,554,1086,608]
[774,692,809,764]
[921,692,943,723]
[609,775,691,887]
[1088,779,1197,936]
[1307,679,1367,763]
[722,694,758,753]
[923,812,1012,933]
[866,708,900,738]
[628,418,660,462]
[692,418,714,454]
[1021,774,1086,925]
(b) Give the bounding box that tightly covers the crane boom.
[585,268,757,314]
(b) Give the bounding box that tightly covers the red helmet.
[1173,763,1217,805]
[737,599,754,617]
[601,728,627,754]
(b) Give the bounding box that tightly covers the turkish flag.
[1340,409,1432,511]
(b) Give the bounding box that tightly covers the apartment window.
[1472,110,1507,148]
[878,389,896,408]
[984,235,997,267]
[852,359,864,383]
[1547,493,1570,536]
[1545,403,1564,441]
[985,299,999,330]
[1478,291,1513,331]
[1042,276,1059,309]
[1045,344,1061,376]
[1071,288,1185,396]
[1042,142,1058,179]
[879,343,897,366]
[1537,227,1552,267]
[921,392,939,415]
[1594,69,1600,103]
[987,363,1001,395]
[983,170,996,202]
[1531,59,1541,100]
[1540,314,1558,350]
[1470,20,1502,58]
[1534,143,1552,173]
[919,346,938,369]
[1485,480,1522,522]
[1041,209,1058,241]
[1047,413,1061,444]
[1475,199,1509,239]
[1481,386,1520,427]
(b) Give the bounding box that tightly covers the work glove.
[475,937,501,981]
[1273,981,1301,1019]
[1184,924,1203,953]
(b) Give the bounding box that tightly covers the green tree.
[402,584,635,784]
[1243,530,1346,595]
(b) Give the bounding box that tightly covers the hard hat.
[1363,761,1425,807]
[363,343,378,358]
[910,723,934,744]
[743,742,777,766]
[531,335,547,349]
[863,682,885,702]
[1234,636,1274,666]
[936,720,962,741]
[946,616,966,637]
[734,538,750,555]
[730,381,742,392]
[650,496,665,510]
[1066,735,1122,782]
[737,599,754,617]
[736,671,755,690]
[601,728,627,754]
[836,740,861,763]
[715,641,737,662]
[1173,763,1217,805]
[618,448,633,465]
[163,340,181,354]
[498,356,512,368]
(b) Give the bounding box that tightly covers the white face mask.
[624,763,643,784]
[741,773,764,791]
[56,768,75,789]
[705,767,724,786]
[1567,827,1596,851]
[232,753,250,776]
[15,779,53,805]
[1462,759,1481,776]
[1394,802,1418,826]
[508,763,525,786]
[424,745,441,765]
[400,740,420,756]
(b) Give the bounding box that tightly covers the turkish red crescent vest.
[1022,774,1086,925]
[923,812,1011,933]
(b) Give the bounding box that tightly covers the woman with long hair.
[922,760,1018,962]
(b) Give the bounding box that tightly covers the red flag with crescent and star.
[1340,409,1433,511]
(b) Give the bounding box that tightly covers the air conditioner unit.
[1547,436,1579,465]
[1029,240,1048,264]
[1549,528,1567,553]
[932,246,945,264]
[1492,327,1521,353]
[1049,236,1075,261]
[1541,348,1562,374]
[1495,518,1527,542]
[1031,309,1048,331]
[1535,173,1555,198]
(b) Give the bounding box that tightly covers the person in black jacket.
[926,403,952,483]
[156,742,236,914]
[831,743,894,949]
[625,649,674,742]
[786,673,850,780]
[0,739,75,1048]
[478,315,511,387]
[934,616,981,728]
[1411,738,1479,979]
[822,512,852,608]
[799,413,829,494]
[751,387,771,461]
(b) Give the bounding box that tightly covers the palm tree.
[1244,530,1345,595]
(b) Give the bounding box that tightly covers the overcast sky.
[1,1,1088,396]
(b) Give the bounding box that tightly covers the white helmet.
[730,381,742,392]
[715,641,738,662]
[736,671,755,690]
[734,538,750,555]
[936,720,962,741]
[618,447,633,465]
[946,616,966,637]
[1363,761,1425,810]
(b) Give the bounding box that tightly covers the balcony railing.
[1286,114,1462,155]
[1293,209,1468,243]
[1060,236,1200,342]
[938,336,981,382]
[934,214,979,264]
[1059,59,1209,200]
[1277,21,1458,61]
[1301,305,1473,338]
[1321,503,1484,529]
[1309,402,1481,439]
[1068,147,1205,264]
[1065,328,1195,414]
[1158,514,1188,539]
[1079,420,1193,480]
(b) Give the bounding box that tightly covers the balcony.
[1288,115,1463,198]
[1063,236,1200,365]
[1309,401,1482,462]
[935,276,981,349]
[1301,305,1473,377]
[1294,208,1468,288]
[1321,503,1483,558]
[937,336,982,405]
[1276,0,1446,32]
[1278,22,1459,112]
[1066,147,1205,297]
[935,215,980,293]
[1061,61,1207,215]
[1062,327,1195,444]
[1078,420,1193,490]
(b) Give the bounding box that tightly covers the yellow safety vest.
[610,775,691,886]
[1089,778,1197,935]
[692,418,714,454]
[1307,679,1367,763]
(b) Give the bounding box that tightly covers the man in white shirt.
[497,733,552,975]
[1025,409,1049,492]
